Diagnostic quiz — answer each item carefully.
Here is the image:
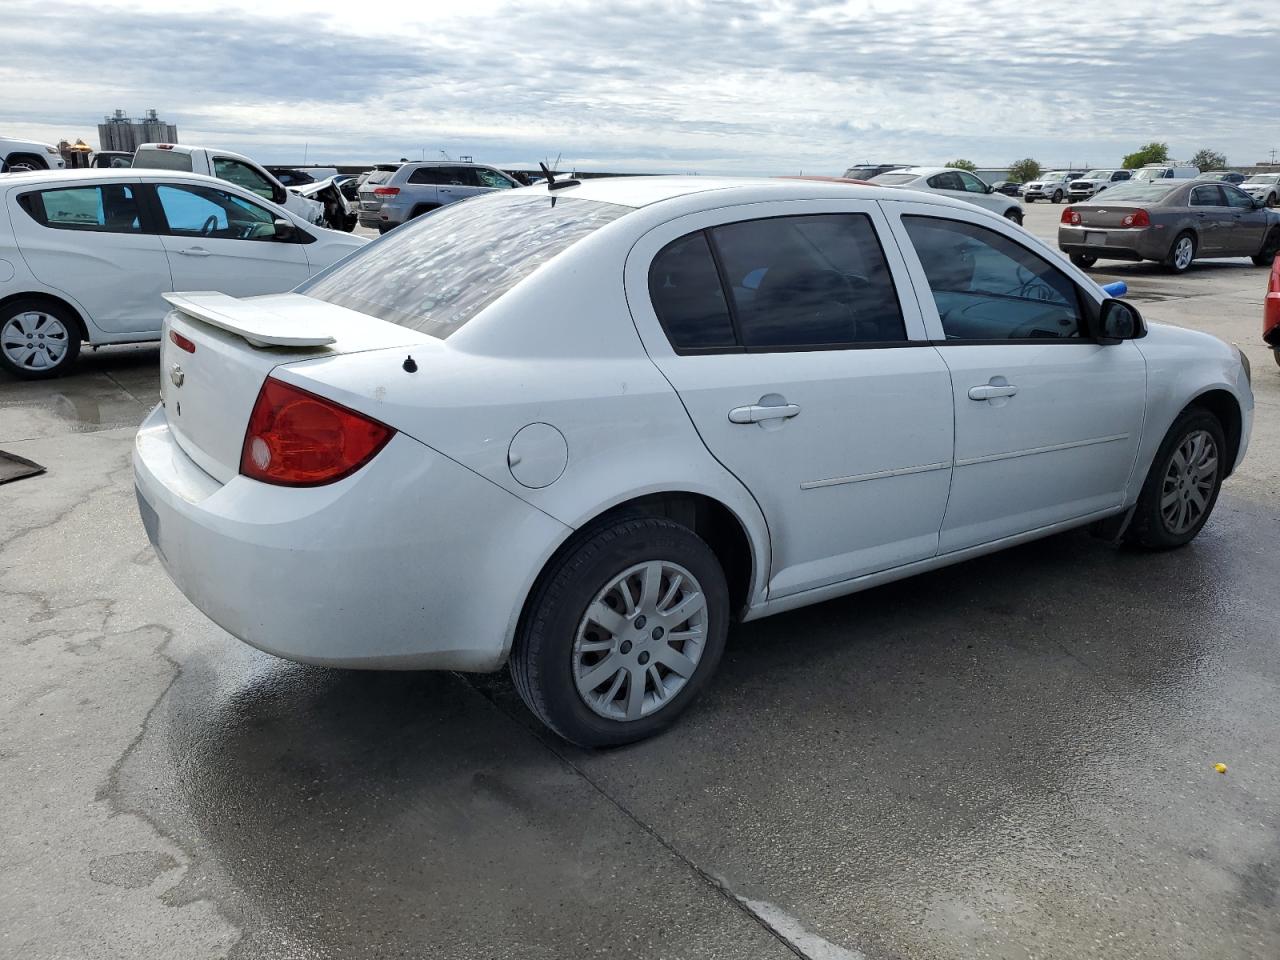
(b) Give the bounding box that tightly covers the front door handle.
[176,247,211,257]
[968,383,1018,401]
[728,402,801,424]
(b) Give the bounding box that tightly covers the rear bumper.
[1058,225,1162,261]
[133,405,569,671]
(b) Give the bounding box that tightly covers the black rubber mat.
[0,450,45,485]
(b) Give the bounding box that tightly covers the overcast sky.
[3,0,1278,174]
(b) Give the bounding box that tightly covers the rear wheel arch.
[0,291,89,341]
[408,203,441,220]
[518,491,758,638]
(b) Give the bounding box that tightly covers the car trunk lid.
[159,292,434,483]
[1070,203,1148,228]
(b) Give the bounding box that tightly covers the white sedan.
[869,166,1025,224]
[134,177,1253,746]
[0,169,366,378]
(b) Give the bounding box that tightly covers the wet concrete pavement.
[2,204,1278,959]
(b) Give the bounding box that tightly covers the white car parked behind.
[0,169,366,378]
[134,178,1252,746]
[133,143,324,225]
[868,167,1024,224]
[1,136,66,173]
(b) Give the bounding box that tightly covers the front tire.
[0,299,81,379]
[1251,228,1280,267]
[1070,253,1098,269]
[1004,209,1024,226]
[510,517,729,747]
[1126,407,1226,550]
[1164,231,1196,273]
[3,154,47,173]
[1052,190,1063,203]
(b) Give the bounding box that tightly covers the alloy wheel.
[1173,236,1195,270]
[1160,429,1218,535]
[572,560,708,721]
[1,311,70,372]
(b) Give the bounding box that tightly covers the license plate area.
[1085,231,1107,245]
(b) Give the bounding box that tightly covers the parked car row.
[867,167,1024,224]
[355,160,521,233]
[0,168,366,378]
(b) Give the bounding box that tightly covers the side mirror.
[985,185,995,194]
[273,185,288,206]
[1098,298,1146,342]
[272,218,298,242]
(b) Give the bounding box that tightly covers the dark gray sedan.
[1058,180,1280,273]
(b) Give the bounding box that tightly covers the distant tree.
[1008,158,1042,183]
[1191,148,1228,171]
[947,158,978,172]
[1122,141,1170,169]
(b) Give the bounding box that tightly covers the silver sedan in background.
[1058,180,1280,273]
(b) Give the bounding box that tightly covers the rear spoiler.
[163,292,335,348]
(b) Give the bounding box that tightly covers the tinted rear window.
[300,193,630,339]
[1092,183,1178,202]
[870,173,918,185]
[361,170,394,186]
[132,148,194,172]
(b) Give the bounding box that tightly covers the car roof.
[402,160,499,169]
[516,175,990,213]
[0,168,272,191]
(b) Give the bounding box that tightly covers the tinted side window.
[1190,185,1223,206]
[957,171,988,194]
[407,166,446,185]
[156,184,277,240]
[212,158,276,201]
[648,233,737,351]
[710,214,906,348]
[20,185,142,233]
[928,172,964,191]
[1222,186,1255,209]
[903,216,1083,341]
[1113,170,1131,181]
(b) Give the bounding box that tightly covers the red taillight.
[372,186,400,197]
[239,378,394,487]
[1061,208,1081,225]
[1121,209,1150,227]
[169,329,195,353]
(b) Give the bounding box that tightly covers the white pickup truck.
[132,143,323,224]
[1,135,66,173]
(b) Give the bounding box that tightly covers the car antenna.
[539,161,556,185]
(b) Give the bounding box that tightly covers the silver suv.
[357,161,520,233]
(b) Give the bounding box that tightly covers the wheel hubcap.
[1160,429,1218,535]
[573,560,709,721]
[2,312,69,370]
[1175,238,1193,269]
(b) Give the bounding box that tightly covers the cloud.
[2,0,1278,173]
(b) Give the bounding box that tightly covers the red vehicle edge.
[1266,253,1280,367]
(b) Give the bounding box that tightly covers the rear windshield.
[300,193,630,339]
[132,148,194,172]
[869,173,918,185]
[1246,174,1279,184]
[1090,182,1178,202]
[361,169,394,186]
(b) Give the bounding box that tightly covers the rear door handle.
[968,383,1018,401]
[176,247,211,257]
[729,402,801,424]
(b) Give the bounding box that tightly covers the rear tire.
[510,517,729,747]
[1126,407,1225,550]
[1163,231,1196,273]
[0,298,81,380]
[1070,253,1098,269]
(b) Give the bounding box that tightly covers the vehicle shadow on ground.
[117,508,1265,958]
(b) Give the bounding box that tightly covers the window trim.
[15,182,153,235]
[651,212,915,356]
[899,212,1104,344]
[148,180,286,241]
